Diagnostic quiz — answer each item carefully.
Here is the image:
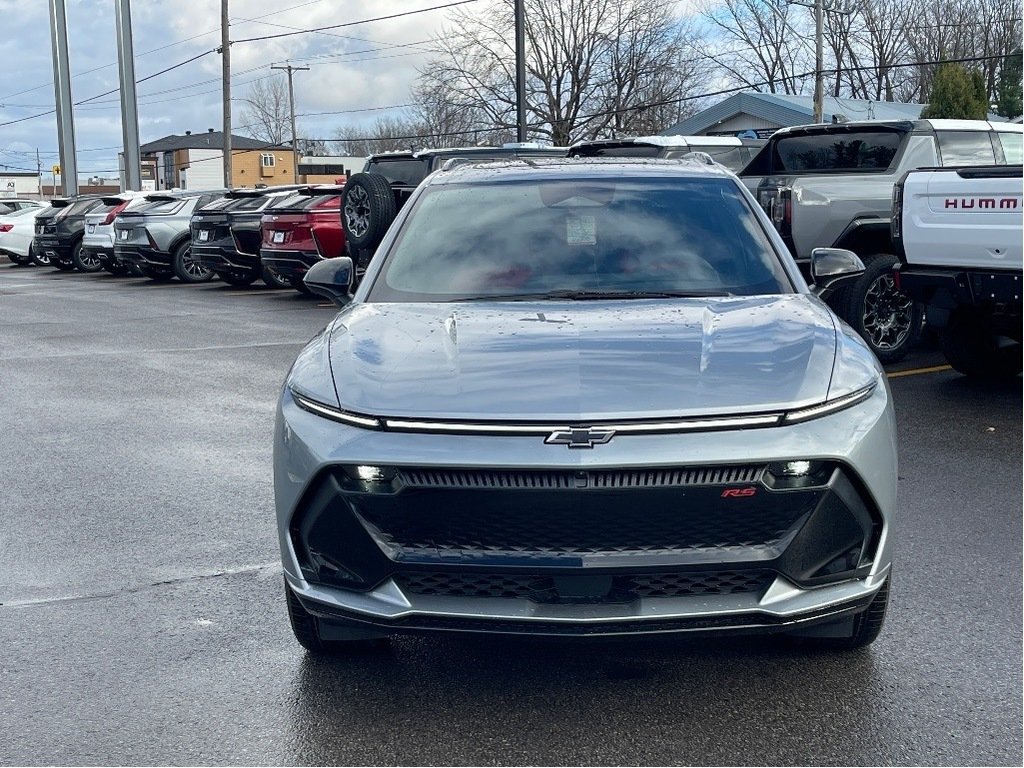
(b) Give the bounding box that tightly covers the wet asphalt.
[0,262,1020,766]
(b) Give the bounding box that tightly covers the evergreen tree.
[996,49,1023,119]
[922,63,989,120]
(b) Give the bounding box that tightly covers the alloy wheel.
[862,274,915,351]
[343,185,370,238]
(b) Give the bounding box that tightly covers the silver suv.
[113,191,224,282]
[276,158,896,653]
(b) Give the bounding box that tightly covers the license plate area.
[198,229,210,242]
[272,231,285,244]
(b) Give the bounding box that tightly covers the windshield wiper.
[452,289,732,302]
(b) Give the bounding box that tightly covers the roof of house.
[662,91,1007,135]
[140,131,292,153]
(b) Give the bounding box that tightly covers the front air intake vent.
[398,465,764,490]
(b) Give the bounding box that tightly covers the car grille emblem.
[545,427,616,449]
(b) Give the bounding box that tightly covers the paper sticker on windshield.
[566,216,596,245]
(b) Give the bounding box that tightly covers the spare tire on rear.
[341,172,397,251]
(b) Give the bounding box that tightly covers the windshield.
[367,176,791,302]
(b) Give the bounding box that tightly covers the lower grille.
[399,465,763,490]
[395,570,774,604]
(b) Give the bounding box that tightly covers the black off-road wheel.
[71,240,102,273]
[285,579,389,655]
[341,172,397,251]
[941,310,1022,380]
[842,253,922,364]
[172,241,214,283]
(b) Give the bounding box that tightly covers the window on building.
[261,153,276,168]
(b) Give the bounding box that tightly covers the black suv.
[34,195,106,271]
[191,187,303,287]
[341,143,567,261]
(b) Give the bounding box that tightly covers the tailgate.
[901,168,1023,271]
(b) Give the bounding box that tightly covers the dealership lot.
[1,264,1020,765]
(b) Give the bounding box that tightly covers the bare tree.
[414,0,708,145]
[239,76,290,145]
[333,115,431,155]
[698,0,810,95]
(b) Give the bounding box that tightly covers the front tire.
[841,253,922,364]
[172,241,213,283]
[285,579,389,654]
[793,577,889,651]
[941,310,1022,380]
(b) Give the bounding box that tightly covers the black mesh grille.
[356,496,805,558]
[399,465,763,490]
[396,570,774,603]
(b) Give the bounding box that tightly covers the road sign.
[52,165,61,175]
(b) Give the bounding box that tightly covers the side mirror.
[810,248,864,295]
[304,257,354,307]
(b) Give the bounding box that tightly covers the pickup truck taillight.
[891,179,905,243]
[758,187,792,236]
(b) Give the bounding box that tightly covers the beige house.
[135,130,298,191]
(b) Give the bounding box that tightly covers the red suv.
[259,185,346,293]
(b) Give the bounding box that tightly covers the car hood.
[326,295,838,421]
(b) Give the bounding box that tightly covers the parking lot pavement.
[1,263,1021,766]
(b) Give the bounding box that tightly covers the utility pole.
[779,0,853,124]
[36,149,42,199]
[813,0,824,123]
[47,0,78,196]
[221,0,232,188]
[514,0,527,142]
[115,0,141,191]
[271,63,309,181]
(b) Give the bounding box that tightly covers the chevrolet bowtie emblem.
[545,427,616,449]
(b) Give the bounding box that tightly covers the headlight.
[782,383,876,424]
[290,389,381,429]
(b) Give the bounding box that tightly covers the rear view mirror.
[304,257,354,307]
[810,248,864,295]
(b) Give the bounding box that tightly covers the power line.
[0,49,218,127]
[310,53,1013,144]
[232,0,479,44]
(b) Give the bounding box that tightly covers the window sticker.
[566,215,597,245]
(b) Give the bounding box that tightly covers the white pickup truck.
[894,165,1022,379]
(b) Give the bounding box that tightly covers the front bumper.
[260,248,320,281]
[275,381,897,638]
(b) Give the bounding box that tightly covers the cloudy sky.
[0,0,504,178]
